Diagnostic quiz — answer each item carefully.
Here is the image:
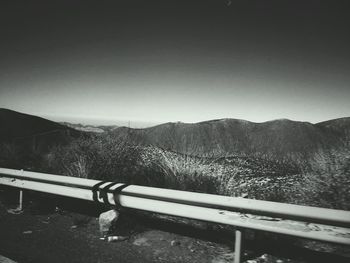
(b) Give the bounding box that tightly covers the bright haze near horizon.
[0,0,349,127]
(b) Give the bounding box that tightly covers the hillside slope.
[0,109,82,169]
[0,108,77,140]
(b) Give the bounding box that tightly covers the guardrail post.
[18,169,24,210]
[234,229,243,263]
[18,190,23,211]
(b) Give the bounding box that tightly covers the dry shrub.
[44,134,145,182]
[293,169,350,210]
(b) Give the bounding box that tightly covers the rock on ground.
[98,209,119,236]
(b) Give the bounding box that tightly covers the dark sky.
[0,0,349,125]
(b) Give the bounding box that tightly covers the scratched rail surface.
[1,168,350,263]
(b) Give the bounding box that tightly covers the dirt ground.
[0,191,349,263]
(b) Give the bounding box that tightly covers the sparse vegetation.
[2,132,349,211]
[37,136,300,199]
[294,170,350,210]
[42,134,160,185]
[0,141,44,170]
[1,109,349,211]
[0,132,334,211]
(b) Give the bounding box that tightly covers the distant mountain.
[111,117,350,166]
[60,122,106,133]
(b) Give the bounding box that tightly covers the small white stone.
[98,209,119,235]
[170,240,180,246]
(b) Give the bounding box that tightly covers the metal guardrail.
[1,167,350,263]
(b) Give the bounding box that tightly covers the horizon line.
[1,108,349,128]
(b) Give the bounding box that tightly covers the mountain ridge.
[1,108,349,166]
[111,116,350,165]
